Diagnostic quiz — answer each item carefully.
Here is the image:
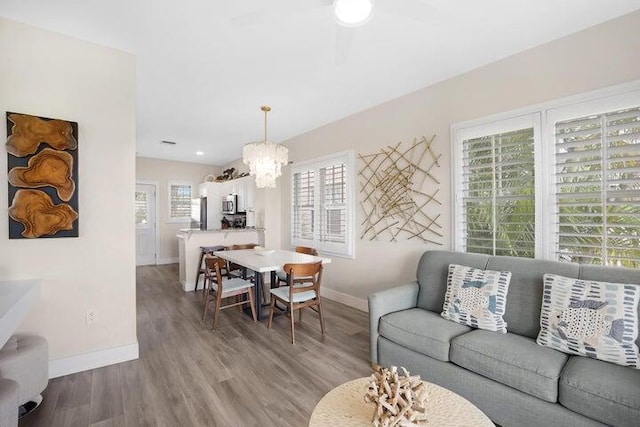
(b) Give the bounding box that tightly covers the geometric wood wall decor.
[6,112,79,238]
[358,135,443,244]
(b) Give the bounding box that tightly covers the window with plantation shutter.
[320,164,346,244]
[454,84,640,267]
[554,106,640,268]
[455,115,539,258]
[168,182,192,222]
[292,170,314,241]
[291,151,355,258]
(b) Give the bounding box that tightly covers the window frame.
[452,113,543,258]
[545,90,640,263]
[290,150,356,259]
[167,181,193,224]
[452,81,640,264]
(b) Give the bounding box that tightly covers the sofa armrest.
[0,379,18,427]
[368,282,419,364]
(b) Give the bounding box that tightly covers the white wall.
[0,18,138,375]
[277,11,640,305]
[136,157,221,263]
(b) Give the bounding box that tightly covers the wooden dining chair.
[268,261,325,345]
[195,245,226,293]
[202,256,257,330]
[276,246,318,286]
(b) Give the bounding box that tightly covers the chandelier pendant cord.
[261,105,271,143]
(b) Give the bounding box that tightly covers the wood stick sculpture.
[359,135,443,244]
[364,366,428,426]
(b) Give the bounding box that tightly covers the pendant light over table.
[242,106,289,189]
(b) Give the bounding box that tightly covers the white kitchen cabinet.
[235,175,256,212]
[198,176,256,213]
[243,176,255,210]
[219,180,232,198]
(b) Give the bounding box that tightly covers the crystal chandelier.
[242,106,289,189]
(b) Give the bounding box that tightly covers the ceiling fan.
[231,0,433,64]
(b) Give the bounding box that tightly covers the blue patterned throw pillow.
[441,264,511,333]
[537,274,640,369]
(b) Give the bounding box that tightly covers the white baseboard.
[48,342,139,379]
[321,287,368,312]
[157,257,178,265]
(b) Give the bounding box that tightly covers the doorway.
[136,182,157,266]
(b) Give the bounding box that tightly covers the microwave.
[222,194,237,214]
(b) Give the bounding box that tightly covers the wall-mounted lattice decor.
[359,135,443,244]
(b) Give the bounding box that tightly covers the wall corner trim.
[321,287,368,313]
[156,257,179,265]
[48,342,139,379]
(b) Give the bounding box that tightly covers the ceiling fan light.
[333,0,374,27]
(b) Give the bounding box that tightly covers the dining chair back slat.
[293,246,318,256]
[276,246,319,287]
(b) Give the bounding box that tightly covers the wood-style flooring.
[20,264,371,427]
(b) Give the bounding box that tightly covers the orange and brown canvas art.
[6,112,79,239]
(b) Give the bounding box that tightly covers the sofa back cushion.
[417,250,640,339]
[485,256,579,338]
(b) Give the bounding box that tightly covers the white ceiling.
[2,0,640,166]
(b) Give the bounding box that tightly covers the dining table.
[212,248,332,320]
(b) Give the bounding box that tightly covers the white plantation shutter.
[292,170,314,241]
[169,183,192,221]
[454,86,640,265]
[461,127,536,257]
[291,151,354,257]
[554,106,640,268]
[320,164,346,244]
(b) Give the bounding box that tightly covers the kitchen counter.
[179,227,264,234]
[177,228,265,292]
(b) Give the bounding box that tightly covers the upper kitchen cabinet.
[200,175,255,213]
[236,175,255,212]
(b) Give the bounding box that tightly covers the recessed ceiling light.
[333,0,374,27]
[196,151,204,156]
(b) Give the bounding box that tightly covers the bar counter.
[176,228,265,292]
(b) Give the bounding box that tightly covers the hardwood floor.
[21,264,371,427]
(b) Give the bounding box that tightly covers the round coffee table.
[309,377,493,426]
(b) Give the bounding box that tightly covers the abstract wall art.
[358,135,442,244]
[5,112,79,238]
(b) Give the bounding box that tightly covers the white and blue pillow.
[537,274,640,369]
[441,264,511,333]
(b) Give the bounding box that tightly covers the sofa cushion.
[441,264,511,333]
[450,330,567,402]
[537,274,640,368]
[559,356,640,427]
[485,256,579,339]
[379,308,471,362]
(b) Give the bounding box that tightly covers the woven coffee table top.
[309,377,494,427]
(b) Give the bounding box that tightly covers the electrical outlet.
[86,309,97,325]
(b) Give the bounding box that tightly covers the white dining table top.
[212,249,331,273]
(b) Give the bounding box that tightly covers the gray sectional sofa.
[368,250,640,427]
